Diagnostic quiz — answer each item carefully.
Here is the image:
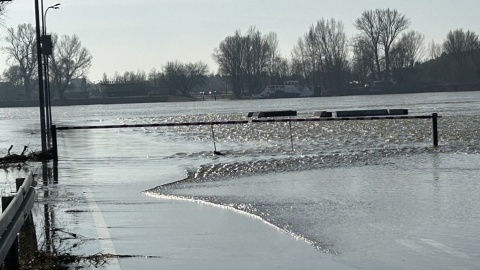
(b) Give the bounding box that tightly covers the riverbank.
[2,86,479,108]
[0,95,197,108]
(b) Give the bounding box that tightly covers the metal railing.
[51,112,440,159]
[0,173,36,268]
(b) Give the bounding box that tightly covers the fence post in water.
[210,124,218,154]
[288,120,294,151]
[51,125,58,161]
[432,113,438,147]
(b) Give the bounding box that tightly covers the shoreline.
[2,88,480,108]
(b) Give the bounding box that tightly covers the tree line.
[2,8,480,100]
[1,23,92,100]
[212,9,480,98]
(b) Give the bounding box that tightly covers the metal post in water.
[51,125,58,161]
[432,113,438,147]
[289,120,294,151]
[35,0,47,153]
[210,124,217,153]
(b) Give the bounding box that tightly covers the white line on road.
[419,238,470,259]
[84,188,122,270]
[396,239,425,253]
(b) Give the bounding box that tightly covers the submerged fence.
[51,111,440,159]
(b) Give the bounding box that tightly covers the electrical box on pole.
[41,35,53,55]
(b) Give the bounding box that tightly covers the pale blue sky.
[1,0,479,81]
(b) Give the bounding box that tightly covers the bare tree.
[354,8,410,81]
[163,61,208,95]
[443,29,479,64]
[2,65,22,86]
[214,27,280,97]
[379,9,410,79]
[213,30,249,98]
[392,30,425,68]
[290,38,310,80]
[148,68,164,87]
[442,29,480,81]
[354,10,382,80]
[2,23,37,99]
[428,40,443,60]
[246,27,280,93]
[390,31,425,85]
[290,18,349,93]
[351,36,376,82]
[0,2,9,26]
[315,18,349,90]
[49,34,92,99]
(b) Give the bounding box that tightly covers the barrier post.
[51,125,58,161]
[432,113,438,147]
[289,120,294,151]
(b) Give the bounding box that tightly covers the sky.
[0,0,479,82]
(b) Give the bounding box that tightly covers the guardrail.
[0,173,36,269]
[51,112,440,159]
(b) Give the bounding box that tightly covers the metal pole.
[289,120,294,151]
[432,113,438,147]
[210,124,217,153]
[35,0,47,153]
[51,125,58,161]
[42,1,52,147]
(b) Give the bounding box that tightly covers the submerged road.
[41,156,480,270]
[43,163,350,270]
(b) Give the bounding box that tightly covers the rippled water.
[2,92,480,267]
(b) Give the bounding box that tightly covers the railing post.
[15,178,25,192]
[1,196,19,270]
[432,113,438,147]
[51,125,58,161]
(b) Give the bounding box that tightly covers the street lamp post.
[42,3,60,147]
[34,0,47,153]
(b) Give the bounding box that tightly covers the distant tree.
[291,18,349,93]
[163,61,208,95]
[351,36,376,82]
[2,65,23,87]
[391,30,425,68]
[443,29,479,58]
[244,27,279,93]
[265,33,289,84]
[0,2,8,25]
[442,29,480,79]
[378,9,410,80]
[290,38,310,81]
[427,40,443,60]
[314,18,349,91]
[390,30,425,85]
[354,8,410,80]
[101,72,109,83]
[49,34,92,99]
[213,27,280,97]
[2,23,37,99]
[213,30,248,98]
[354,10,382,80]
[114,70,148,83]
[148,68,163,87]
